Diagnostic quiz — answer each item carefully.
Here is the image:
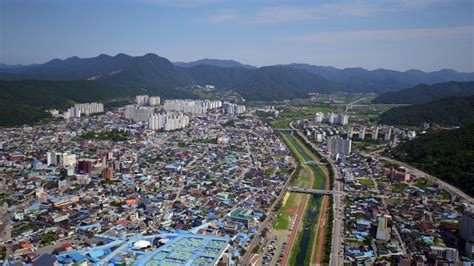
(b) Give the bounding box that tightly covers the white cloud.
[208,9,239,23]
[252,6,321,23]
[282,25,474,43]
[136,0,218,8]
[205,0,452,24]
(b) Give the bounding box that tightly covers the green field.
[271,118,292,129]
[269,104,336,129]
[357,178,375,188]
[273,192,304,230]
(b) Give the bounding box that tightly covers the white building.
[327,136,351,157]
[74,102,104,116]
[359,126,366,140]
[326,113,337,124]
[314,112,324,124]
[135,95,150,106]
[336,113,349,125]
[47,152,77,167]
[149,96,161,106]
[384,126,392,141]
[163,99,222,114]
[222,102,246,115]
[217,136,230,145]
[63,107,81,119]
[372,127,379,140]
[148,112,189,131]
[124,105,155,122]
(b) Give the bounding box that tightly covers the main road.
[369,151,474,205]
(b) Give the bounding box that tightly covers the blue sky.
[1,0,473,71]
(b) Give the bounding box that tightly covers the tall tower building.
[359,126,366,140]
[461,206,474,257]
[372,126,379,140]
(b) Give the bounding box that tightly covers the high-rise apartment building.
[314,112,324,124]
[163,99,222,114]
[461,206,474,257]
[149,112,190,131]
[327,136,351,157]
[124,105,155,122]
[74,102,104,115]
[47,152,77,167]
[222,102,246,115]
[135,95,150,106]
[149,96,161,106]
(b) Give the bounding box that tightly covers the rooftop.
[133,233,230,266]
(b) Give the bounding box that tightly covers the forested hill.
[371,81,474,104]
[392,125,474,196]
[379,95,474,126]
[0,80,121,126]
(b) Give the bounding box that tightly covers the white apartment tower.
[314,112,324,124]
[149,112,189,131]
[149,96,161,106]
[327,136,351,157]
[74,102,104,115]
[135,95,150,106]
[47,152,77,167]
[124,105,155,122]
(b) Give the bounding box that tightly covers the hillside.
[391,125,474,196]
[372,81,474,104]
[174,58,256,69]
[0,79,196,127]
[379,95,474,126]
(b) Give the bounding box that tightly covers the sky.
[1,0,473,72]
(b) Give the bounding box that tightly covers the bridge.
[288,187,332,195]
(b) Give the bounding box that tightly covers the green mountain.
[174,58,256,69]
[286,64,474,92]
[0,54,338,101]
[391,125,474,196]
[379,95,474,126]
[372,81,474,104]
[2,53,474,101]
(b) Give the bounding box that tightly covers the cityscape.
[1,0,473,266]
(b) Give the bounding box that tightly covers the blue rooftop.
[133,233,230,266]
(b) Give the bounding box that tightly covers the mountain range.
[1,53,474,101]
